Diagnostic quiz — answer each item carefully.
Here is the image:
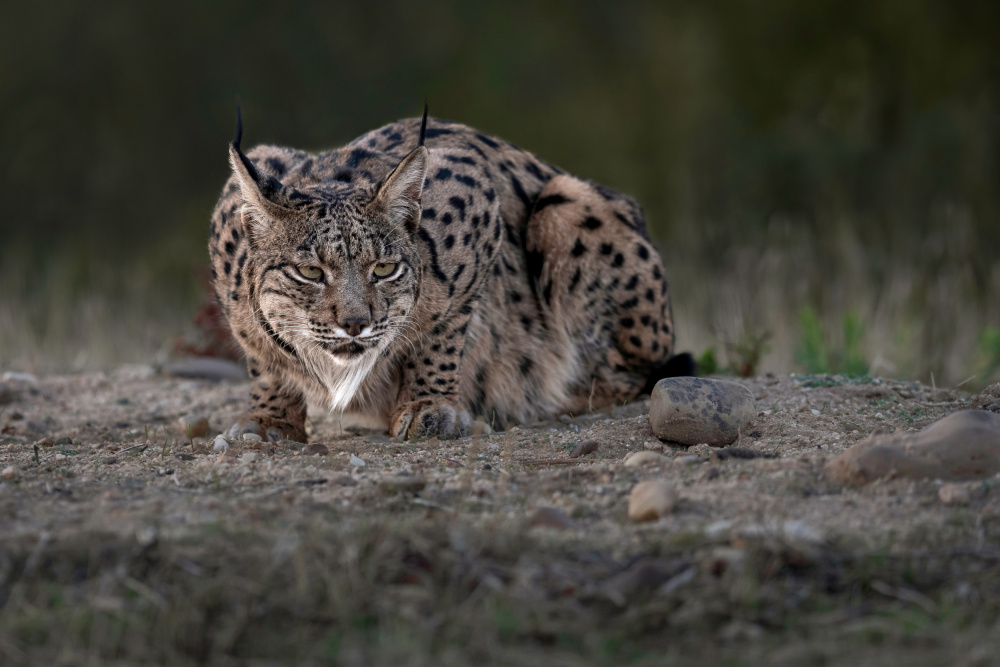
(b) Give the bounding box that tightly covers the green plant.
[796,308,869,376]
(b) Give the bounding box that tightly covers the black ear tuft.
[233,102,244,152]
[418,102,428,147]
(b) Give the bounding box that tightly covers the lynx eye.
[373,262,397,278]
[297,265,324,281]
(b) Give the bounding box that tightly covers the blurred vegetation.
[1,0,999,386]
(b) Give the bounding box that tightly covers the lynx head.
[227,110,427,405]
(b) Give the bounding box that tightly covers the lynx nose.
[340,317,370,338]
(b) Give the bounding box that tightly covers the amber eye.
[297,265,324,281]
[373,262,397,278]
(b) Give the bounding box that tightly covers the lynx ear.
[371,146,428,233]
[228,107,294,239]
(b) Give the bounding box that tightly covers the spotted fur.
[209,113,684,441]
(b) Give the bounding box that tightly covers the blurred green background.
[2,0,999,386]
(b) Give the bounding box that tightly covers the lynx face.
[227,127,428,408]
[249,194,421,366]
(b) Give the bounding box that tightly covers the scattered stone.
[471,419,494,436]
[212,435,229,452]
[302,444,330,456]
[623,450,670,468]
[35,437,53,448]
[527,506,578,530]
[363,433,391,444]
[982,383,1000,399]
[377,476,427,495]
[55,453,67,461]
[7,411,23,421]
[675,455,703,466]
[2,371,38,384]
[716,448,776,461]
[180,416,211,438]
[241,433,263,443]
[174,453,196,461]
[241,452,258,464]
[162,358,245,381]
[332,475,358,487]
[939,483,972,506]
[649,377,756,447]
[826,410,1000,485]
[568,440,599,458]
[628,481,678,522]
[842,422,863,433]
[1,466,15,479]
[349,454,366,467]
[54,436,73,446]
[103,457,118,465]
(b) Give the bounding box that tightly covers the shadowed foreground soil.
[1,367,999,665]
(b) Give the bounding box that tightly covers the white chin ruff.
[298,344,380,413]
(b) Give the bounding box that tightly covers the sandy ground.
[2,367,999,665]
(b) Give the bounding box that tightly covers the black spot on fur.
[612,253,625,268]
[599,242,613,255]
[534,194,571,212]
[636,244,650,261]
[568,267,582,293]
[519,356,534,375]
[571,239,587,257]
[435,168,453,181]
[582,216,602,230]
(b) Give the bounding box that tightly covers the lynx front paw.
[225,413,306,443]
[391,398,471,440]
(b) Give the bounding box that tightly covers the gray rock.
[241,433,263,443]
[826,410,1000,485]
[568,440,599,458]
[302,444,330,456]
[649,377,757,447]
[212,435,229,452]
[162,358,246,381]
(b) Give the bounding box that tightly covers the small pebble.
[180,416,211,438]
[302,444,330,456]
[174,453,195,461]
[54,436,73,446]
[470,419,494,437]
[568,440,599,458]
[241,452,258,464]
[939,483,972,506]
[623,450,670,468]
[242,433,263,443]
[349,454,366,467]
[212,435,229,452]
[363,433,392,444]
[103,457,118,465]
[55,453,67,461]
[1,466,15,479]
[628,481,678,522]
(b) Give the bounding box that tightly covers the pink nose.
[340,318,369,337]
